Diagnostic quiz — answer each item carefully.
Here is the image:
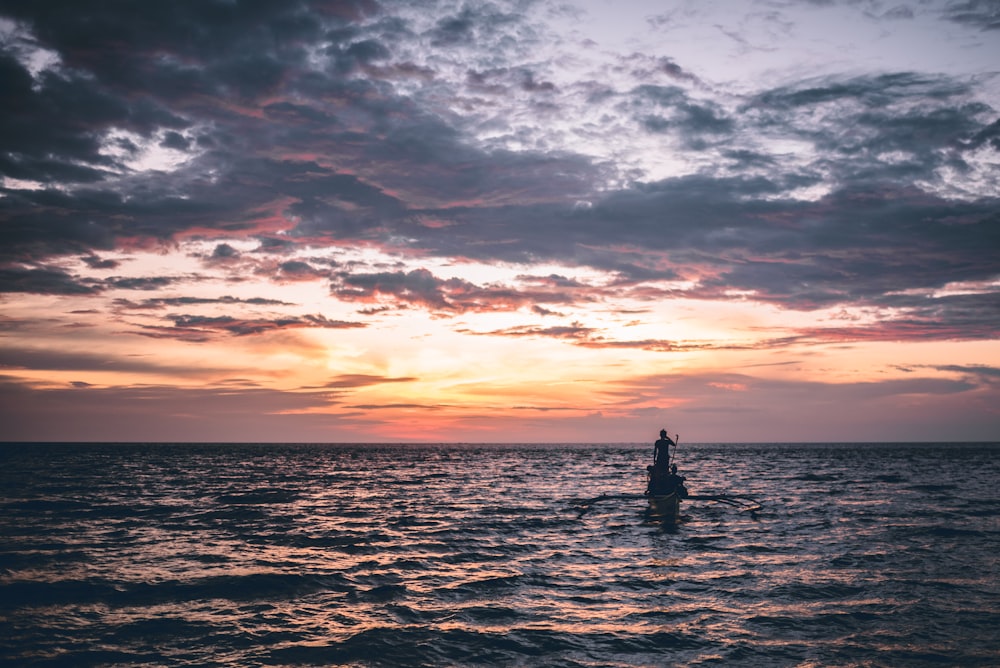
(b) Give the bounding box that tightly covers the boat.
[644,461,688,524]
[644,489,681,522]
[572,431,761,522]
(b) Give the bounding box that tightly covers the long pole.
[673,433,680,468]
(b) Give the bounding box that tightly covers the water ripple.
[2,442,998,667]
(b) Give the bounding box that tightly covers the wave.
[3,443,998,668]
[1,572,354,610]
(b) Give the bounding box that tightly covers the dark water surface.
[1,443,998,667]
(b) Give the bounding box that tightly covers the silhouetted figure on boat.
[646,462,688,498]
[653,429,674,467]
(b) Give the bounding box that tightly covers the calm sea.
[1,442,998,667]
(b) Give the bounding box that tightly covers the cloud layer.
[1,0,998,441]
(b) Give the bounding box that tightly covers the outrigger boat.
[574,432,761,523]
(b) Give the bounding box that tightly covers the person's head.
[660,429,667,438]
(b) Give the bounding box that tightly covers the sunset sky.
[1,0,998,443]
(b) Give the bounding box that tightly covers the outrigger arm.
[573,492,761,519]
[685,494,762,515]
[573,493,646,518]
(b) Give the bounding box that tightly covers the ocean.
[1,442,998,667]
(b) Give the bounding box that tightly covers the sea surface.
[1,442,998,667]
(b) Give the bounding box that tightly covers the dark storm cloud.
[743,72,993,186]
[0,265,100,294]
[0,1,350,96]
[390,162,999,338]
[0,182,236,261]
[0,50,168,185]
[0,0,535,204]
[594,180,999,316]
[415,173,997,299]
[0,153,420,262]
[0,0,416,259]
[0,0,996,346]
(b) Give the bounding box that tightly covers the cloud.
[584,180,999,311]
[4,3,991,319]
[0,265,100,294]
[81,254,120,269]
[210,243,240,261]
[429,9,478,47]
[331,267,586,313]
[0,376,356,442]
[945,0,1000,30]
[158,313,366,338]
[742,72,993,190]
[5,5,993,346]
[462,322,597,341]
[607,368,993,441]
[531,305,564,317]
[941,363,1000,376]
[633,84,734,142]
[0,345,229,375]
[0,0,607,264]
[322,374,417,388]
[113,295,297,310]
[0,0,997,443]
[275,260,326,281]
[106,275,180,290]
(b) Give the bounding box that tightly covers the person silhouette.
[653,429,674,467]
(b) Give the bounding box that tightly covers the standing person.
[653,429,674,467]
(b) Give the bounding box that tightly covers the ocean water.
[1,442,998,667]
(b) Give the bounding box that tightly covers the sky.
[1,0,998,443]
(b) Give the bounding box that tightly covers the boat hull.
[646,492,680,523]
